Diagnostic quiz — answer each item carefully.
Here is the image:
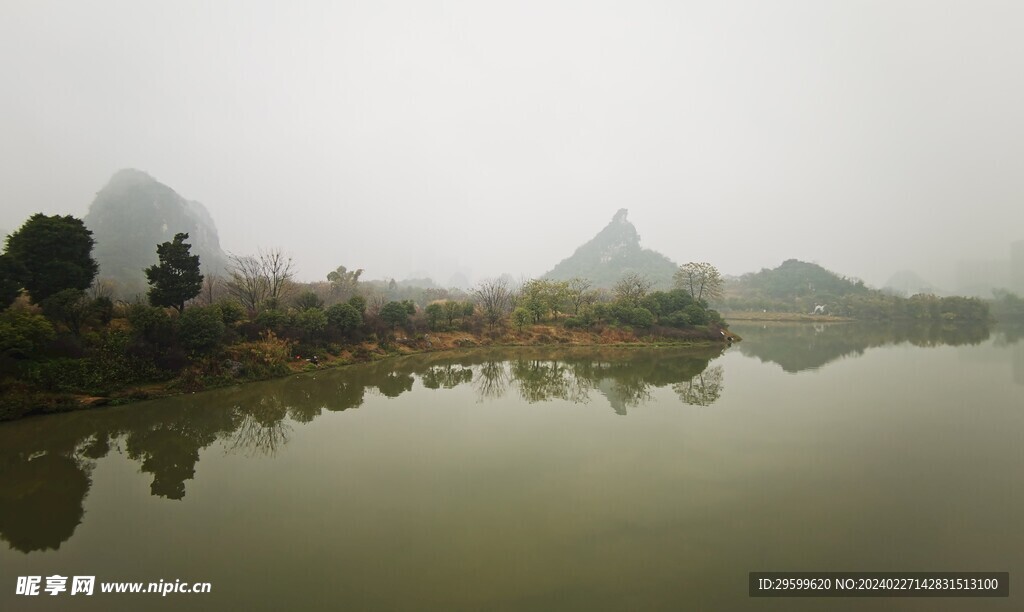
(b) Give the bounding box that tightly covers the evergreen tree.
[0,254,26,309]
[4,214,98,303]
[145,233,203,312]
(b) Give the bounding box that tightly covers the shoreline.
[52,325,740,418]
[723,311,853,322]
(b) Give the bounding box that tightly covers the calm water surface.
[1,323,1022,611]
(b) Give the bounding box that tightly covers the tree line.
[0,213,730,421]
[722,259,992,321]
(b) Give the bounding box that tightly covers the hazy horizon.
[2,1,1023,290]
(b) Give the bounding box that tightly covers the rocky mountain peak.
[84,170,227,297]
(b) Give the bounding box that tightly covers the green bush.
[326,303,362,336]
[0,309,55,359]
[295,308,328,339]
[216,301,245,326]
[624,307,655,328]
[0,381,77,421]
[512,307,531,331]
[22,331,166,394]
[127,304,173,346]
[294,291,324,310]
[380,300,415,330]
[664,311,691,328]
[178,306,226,355]
[563,316,586,329]
[425,303,446,331]
[347,295,367,316]
[91,296,114,325]
[682,304,708,325]
[255,308,288,332]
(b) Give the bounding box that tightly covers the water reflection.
[0,346,724,553]
[732,320,993,373]
[0,454,90,553]
[989,323,1024,386]
[674,365,724,406]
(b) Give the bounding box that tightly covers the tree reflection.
[0,345,726,553]
[421,364,474,389]
[511,359,593,404]
[473,360,510,401]
[464,348,722,414]
[0,453,91,553]
[126,408,232,500]
[375,372,415,398]
[674,365,724,406]
[735,321,992,373]
[227,396,292,457]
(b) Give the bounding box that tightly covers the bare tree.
[366,292,387,316]
[225,254,269,314]
[613,272,652,306]
[260,248,295,307]
[566,277,595,314]
[200,270,220,306]
[674,262,723,303]
[473,277,513,327]
[225,249,296,314]
[88,278,117,301]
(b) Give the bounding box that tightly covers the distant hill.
[725,259,872,312]
[84,169,228,297]
[724,259,989,321]
[543,209,678,288]
[883,270,941,297]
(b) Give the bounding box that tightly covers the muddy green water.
[1,323,1022,611]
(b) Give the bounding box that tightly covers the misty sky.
[2,0,1022,289]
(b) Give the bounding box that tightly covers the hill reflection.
[732,321,992,373]
[0,346,724,553]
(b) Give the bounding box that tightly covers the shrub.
[22,331,166,394]
[0,308,55,359]
[91,296,114,325]
[0,382,77,421]
[512,307,531,331]
[380,300,415,330]
[233,331,293,379]
[563,316,586,329]
[41,288,91,335]
[127,304,173,347]
[178,306,226,355]
[684,304,709,326]
[216,301,245,326]
[294,291,324,310]
[624,307,655,328]
[326,303,362,337]
[425,303,445,331]
[347,295,367,316]
[294,307,328,340]
[255,308,288,333]
[664,311,691,328]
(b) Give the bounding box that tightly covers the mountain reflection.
[0,346,723,553]
[732,320,992,373]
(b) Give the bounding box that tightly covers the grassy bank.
[7,324,740,420]
[723,310,853,322]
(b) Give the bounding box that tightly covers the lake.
[2,322,1022,610]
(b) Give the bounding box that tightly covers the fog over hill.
[83,169,228,296]
[883,270,942,297]
[543,209,677,289]
[1,2,1023,290]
